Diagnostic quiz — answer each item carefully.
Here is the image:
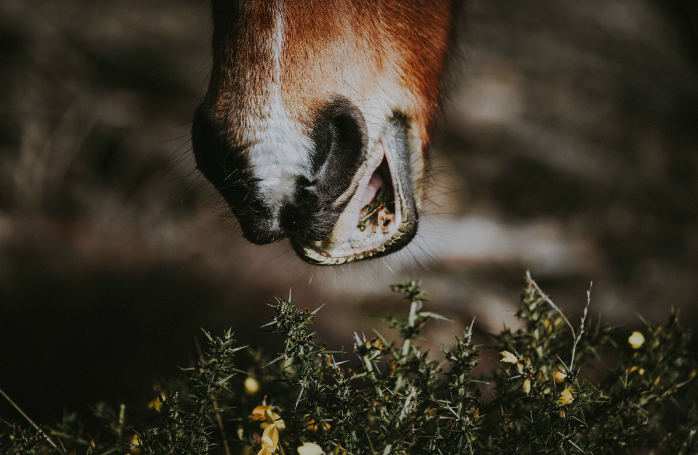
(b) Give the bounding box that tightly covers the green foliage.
[2,278,697,454]
[482,281,697,454]
[137,329,244,455]
[0,402,134,455]
[244,281,482,455]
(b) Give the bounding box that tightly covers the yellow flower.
[148,398,161,412]
[552,370,567,384]
[306,416,331,432]
[148,391,168,412]
[261,412,285,431]
[251,405,272,421]
[258,424,280,455]
[522,378,531,394]
[500,351,518,364]
[628,331,645,349]
[542,318,553,333]
[245,377,260,395]
[129,434,141,455]
[557,388,574,405]
[297,442,324,455]
[251,406,285,430]
[369,337,384,349]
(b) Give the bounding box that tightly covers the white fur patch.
[245,3,313,217]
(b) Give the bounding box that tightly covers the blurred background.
[1,0,697,424]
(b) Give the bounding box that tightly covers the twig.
[194,338,232,455]
[526,271,576,337]
[526,271,589,371]
[576,283,592,346]
[0,387,61,452]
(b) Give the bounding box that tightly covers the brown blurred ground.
[1,0,697,423]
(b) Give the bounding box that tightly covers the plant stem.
[526,271,578,370]
[0,387,60,452]
[194,337,232,455]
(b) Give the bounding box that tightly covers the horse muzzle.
[192,97,419,265]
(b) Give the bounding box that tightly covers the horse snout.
[196,0,459,263]
[193,92,421,264]
[192,97,373,247]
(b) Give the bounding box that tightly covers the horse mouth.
[292,119,418,265]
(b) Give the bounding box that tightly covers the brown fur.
[207,0,459,155]
[193,0,461,255]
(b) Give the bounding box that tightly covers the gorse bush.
[2,276,697,454]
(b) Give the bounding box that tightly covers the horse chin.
[291,119,418,265]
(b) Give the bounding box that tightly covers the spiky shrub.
[2,277,697,455]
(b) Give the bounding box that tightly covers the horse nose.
[279,97,368,240]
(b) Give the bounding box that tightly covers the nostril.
[309,97,367,196]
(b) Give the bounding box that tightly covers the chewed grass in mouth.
[311,157,398,253]
[294,152,405,264]
[357,163,395,235]
[292,121,418,265]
